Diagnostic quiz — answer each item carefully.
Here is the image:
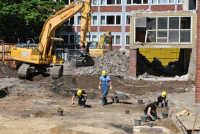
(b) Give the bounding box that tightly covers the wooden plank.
[177,115,200,130]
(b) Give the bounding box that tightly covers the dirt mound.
[0,62,17,78]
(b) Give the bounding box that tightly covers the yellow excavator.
[11,0,92,78]
[89,31,112,58]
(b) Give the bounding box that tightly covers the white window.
[101,0,121,5]
[101,16,105,25]
[151,0,179,4]
[116,35,120,45]
[126,0,148,4]
[92,16,98,25]
[134,16,192,43]
[101,15,121,25]
[77,34,98,44]
[126,15,130,25]
[126,35,130,45]
[61,34,75,45]
[92,0,98,6]
[77,16,81,25]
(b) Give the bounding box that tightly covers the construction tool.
[169,96,181,117]
[192,113,198,134]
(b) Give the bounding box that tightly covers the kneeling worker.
[71,90,87,108]
[156,91,167,107]
[144,102,159,121]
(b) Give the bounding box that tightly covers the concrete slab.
[133,126,170,134]
[177,115,200,130]
[0,78,24,90]
[131,77,188,81]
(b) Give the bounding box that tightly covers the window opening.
[116,16,121,24]
[169,17,179,29]
[70,35,75,44]
[126,35,130,45]
[133,0,141,4]
[70,16,74,25]
[136,27,146,42]
[127,0,132,4]
[126,15,130,25]
[158,17,168,29]
[181,17,191,29]
[116,35,120,45]
[92,16,97,25]
[101,16,105,25]
[107,0,115,4]
[107,16,115,24]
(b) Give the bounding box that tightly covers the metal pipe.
[175,0,177,11]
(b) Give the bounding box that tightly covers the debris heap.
[0,62,17,78]
[77,50,129,77]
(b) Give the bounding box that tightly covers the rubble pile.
[77,50,129,77]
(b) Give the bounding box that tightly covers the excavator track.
[18,63,30,79]
[50,66,63,79]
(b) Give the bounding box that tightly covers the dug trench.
[0,74,194,133]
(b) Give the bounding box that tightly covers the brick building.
[55,0,187,51]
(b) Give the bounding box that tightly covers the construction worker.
[144,102,159,121]
[156,91,167,107]
[71,90,87,108]
[98,70,112,106]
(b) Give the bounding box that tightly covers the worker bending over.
[144,102,159,121]
[156,91,167,107]
[98,70,112,106]
[71,90,87,108]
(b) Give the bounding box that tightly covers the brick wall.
[100,6,122,12]
[91,6,98,12]
[196,1,200,103]
[64,26,75,32]
[100,26,121,32]
[129,49,137,77]
[126,5,149,12]
[125,26,130,32]
[77,26,98,32]
[151,5,182,11]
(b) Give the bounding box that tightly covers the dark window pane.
[116,16,121,24]
[169,30,179,42]
[126,15,130,24]
[133,0,141,4]
[63,20,69,25]
[62,35,69,44]
[169,17,179,29]
[71,0,74,2]
[107,0,115,4]
[158,17,168,29]
[112,36,114,44]
[70,35,75,44]
[147,18,156,30]
[107,16,115,24]
[127,0,132,4]
[68,45,75,49]
[70,16,74,25]
[143,0,148,4]
[180,30,190,42]
[62,0,69,4]
[181,17,191,29]
[126,36,130,45]
[157,31,167,37]
[117,0,121,4]
[136,27,146,42]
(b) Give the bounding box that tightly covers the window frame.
[126,0,149,5]
[77,34,98,45]
[134,16,192,44]
[126,15,130,25]
[100,15,122,25]
[100,0,122,6]
[92,0,98,6]
[125,34,130,46]
[61,34,76,45]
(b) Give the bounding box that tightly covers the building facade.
[54,0,185,51]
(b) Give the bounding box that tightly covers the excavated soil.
[0,63,18,78]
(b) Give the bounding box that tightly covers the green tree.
[0,0,65,43]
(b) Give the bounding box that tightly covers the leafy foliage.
[0,0,65,43]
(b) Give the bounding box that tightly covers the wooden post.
[192,113,198,134]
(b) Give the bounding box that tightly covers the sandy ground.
[0,74,193,134]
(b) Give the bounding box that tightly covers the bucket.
[165,100,168,106]
[125,110,129,114]
[140,115,148,122]
[134,119,141,126]
[57,108,63,116]
[159,102,162,108]
[162,112,168,119]
[148,123,153,127]
[138,99,143,104]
